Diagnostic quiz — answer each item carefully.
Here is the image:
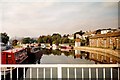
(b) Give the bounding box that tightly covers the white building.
[68,34,74,40]
[101,29,112,34]
[75,38,81,47]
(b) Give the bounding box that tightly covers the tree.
[42,36,48,43]
[85,37,89,46]
[79,30,85,36]
[22,37,31,44]
[37,33,74,45]
[30,38,37,43]
[51,33,61,45]
[69,39,74,43]
[12,39,18,46]
[38,36,44,43]
[22,37,37,44]
[62,37,69,43]
[37,35,51,43]
[74,30,85,39]
[1,33,9,44]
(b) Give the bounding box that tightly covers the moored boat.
[30,46,41,63]
[60,45,73,49]
[1,48,28,76]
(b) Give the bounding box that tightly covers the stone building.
[89,31,120,50]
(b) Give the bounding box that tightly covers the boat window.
[31,47,40,52]
[14,49,27,62]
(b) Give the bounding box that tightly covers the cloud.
[1,2,118,37]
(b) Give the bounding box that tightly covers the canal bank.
[74,46,120,58]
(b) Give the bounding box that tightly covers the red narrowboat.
[1,48,28,77]
[1,48,28,64]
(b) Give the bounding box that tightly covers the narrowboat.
[30,46,43,64]
[1,48,28,76]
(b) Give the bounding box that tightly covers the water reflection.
[40,48,120,64]
[42,48,75,57]
[74,50,89,60]
[74,50,120,64]
[88,51,120,64]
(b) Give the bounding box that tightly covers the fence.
[1,64,120,80]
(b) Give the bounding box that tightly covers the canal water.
[40,48,95,64]
[25,48,119,79]
[36,48,120,64]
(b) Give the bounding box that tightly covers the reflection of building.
[52,44,59,50]
[74,50,90,59]
[75,50,81,55]
[74,50,81,58]
[89,31,120,49]
[89,52,119,64]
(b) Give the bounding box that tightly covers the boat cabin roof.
[2,48,25,53]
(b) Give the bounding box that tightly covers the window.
[110,38,112,44]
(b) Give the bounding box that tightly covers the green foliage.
[52,33,61,43]
[61,37,69,43]
[22,37,31,44]
[22,37,36,44]
[38,35,52,44]
[69,39,74,43]
[38,37,44,43]
[1,33,9,44]
[37,33,74,45]
[52,40,56,44]
[12,39,18,46]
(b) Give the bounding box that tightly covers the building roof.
[90,31,120,39]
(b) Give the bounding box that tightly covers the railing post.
[23,67,26,79]
[30,68,32,79]
[118,68,119,80]
[110,68,112,80]
[67,68,69,79]
[43,68,45,79]
[37,68,39,79]
[58,66,62,79]
[82,68,84,80]
[4,68,6,80]
[10,67,12,80]
[17,68,18,80]
[89,68,91,80]
[96,68,98,80]
[74,68,77,79]
[50,67,52,79]
[103,68,105,80]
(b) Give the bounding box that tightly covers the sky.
[0,0,119,38]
